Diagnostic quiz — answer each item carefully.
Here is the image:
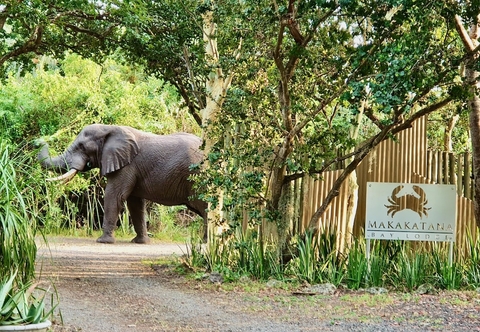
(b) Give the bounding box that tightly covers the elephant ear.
[100,126,139,176]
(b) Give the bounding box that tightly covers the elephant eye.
[86,161,92,168]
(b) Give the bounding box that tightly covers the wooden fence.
[294,116,477,252]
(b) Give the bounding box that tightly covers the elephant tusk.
[46,169,78,184]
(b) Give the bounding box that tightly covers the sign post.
[365,182,456,265]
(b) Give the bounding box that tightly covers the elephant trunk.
[36,139,78,184]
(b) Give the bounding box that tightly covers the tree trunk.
[469,91,480,229]
[201,9,239,240]
[341,100,366,250]
[444,114,459,152]
[455,14,480,228]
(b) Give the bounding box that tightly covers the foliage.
[0,0,124,77]
[186,227,480,291]
[0,140,38,284]
[345,240,368,290]
[116,0,205,126]
[135,0,467,233]
[465,231,480,286]
[187,228,283,281]
[433,251,463,290]
[0,54,196,146]
[0,271,54,326]
[426,103,470,153]
[392,251,432,292]
[2,0,474,236]
[2,1,479,288]
[295,230,318,283]
[0,54,197,237]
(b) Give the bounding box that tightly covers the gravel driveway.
[36,237,480,331]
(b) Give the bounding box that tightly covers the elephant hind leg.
[127,196,150,244]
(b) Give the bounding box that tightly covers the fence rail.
[426,150,474,199]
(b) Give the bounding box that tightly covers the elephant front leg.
[97,188,124,244]
[127,196,150,244]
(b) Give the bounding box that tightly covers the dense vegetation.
[1,1,480,291]
[185,228,480,291]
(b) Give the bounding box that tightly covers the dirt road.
[37,237,480,332]
[37,237,310,331]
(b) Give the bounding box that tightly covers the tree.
[2,1,470,241]
[0,0,122,77]
[114,1,466,239]
[195,1,463,237]
[455,9,480,228]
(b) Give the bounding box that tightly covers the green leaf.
[0,271,17,309]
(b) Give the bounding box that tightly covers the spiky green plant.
[0,141,38,283]
[316,228,345,285]
[432,249,464,290]
[465,230,480,287]
[295,230,318,283]
[234,230,265,278]
[393,250,432,291]
[345,239,368,289]
[0,271,54,326]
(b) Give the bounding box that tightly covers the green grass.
[180,226,480,291]
[0,141,39,284]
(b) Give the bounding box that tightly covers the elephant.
[37,124,207,244]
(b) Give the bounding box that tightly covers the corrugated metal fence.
[295,116,477,252]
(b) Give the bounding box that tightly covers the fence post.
[464,153,471,199]
[443,151,448,184]
[426,150,433,181]
[449,153,456,185]
[438,152,443,184]
[457,154,463,195]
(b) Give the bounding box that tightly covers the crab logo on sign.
[384,185,431,219]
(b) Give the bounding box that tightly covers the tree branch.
[307,123,395,231]
[455,15,476,52]
[0,24,43,67]
[283,96,454,185]
[173,78,203,127]
[64,23,116,40]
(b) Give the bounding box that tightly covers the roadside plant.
[187,225,284,281]
[315,227,344,285]
[0,140,38,283]
[365,240,397,288]
[367,254,389,288]
[432,248,464,290]
[0,271,55,326]
[317,251,345,286]
[465,231,480,287]
[233,230,281,280]
[295,230,318,283]
[0,140,56,327]
[390,250,431,292]
[345,239,368,289]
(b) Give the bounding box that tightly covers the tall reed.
[0,141,38,283]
